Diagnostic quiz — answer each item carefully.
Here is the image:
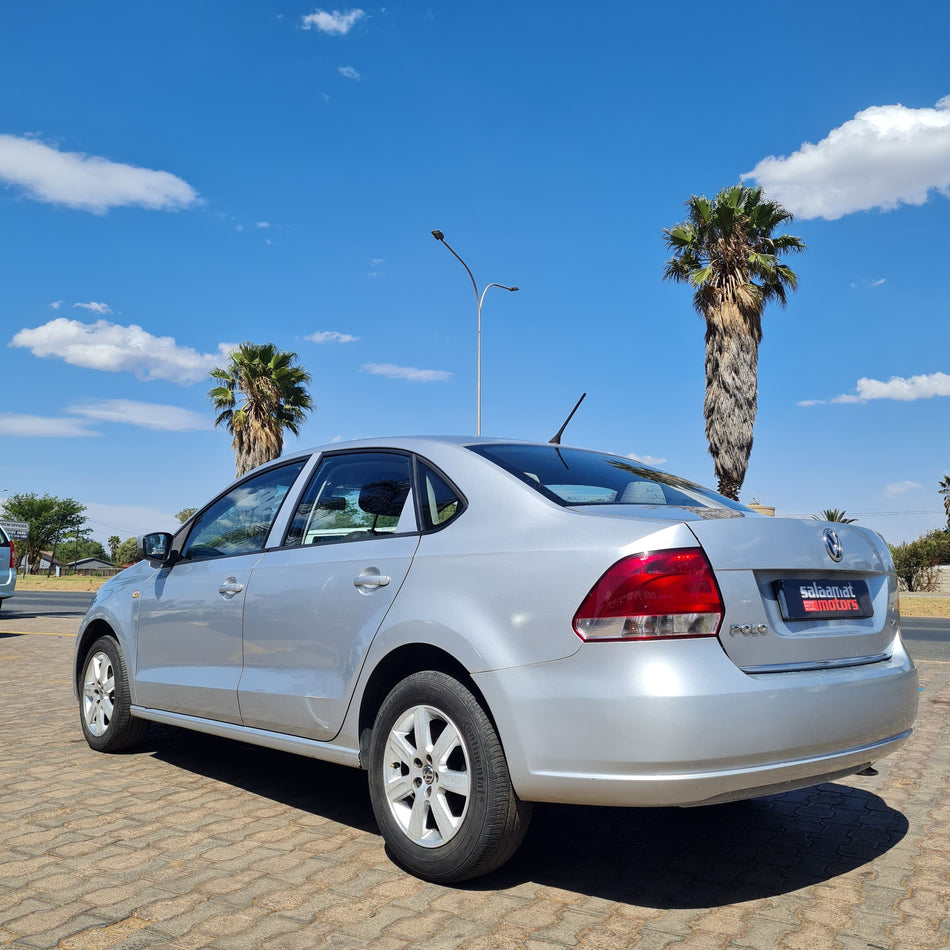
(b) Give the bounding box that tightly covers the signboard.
[0,520,29,541]
[774,578,873,621]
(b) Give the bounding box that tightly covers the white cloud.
[627,453,667,467]
[885,481,923,496]
[301,9,365,34]
[0,134,199,214]
[833,371,950,403]
[363,363,451,383]
[74,301,112,314]
[338,66,360,80]
[256,221,270,228]
[744,95,950,220]
[50,300,62,310]
[0,413,99,438]
[10,318,234,385]
[850,278,887,289]
[307,330,359,344]
[796,399,825,407]
[68,399,210,432]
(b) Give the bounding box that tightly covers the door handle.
[353,568,391,590]
[218,578,244,596]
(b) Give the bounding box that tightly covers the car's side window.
[285,452,414,547]
[418,462,464,531]
[181,460,307,560]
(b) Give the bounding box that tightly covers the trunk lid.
[686,517,899,671]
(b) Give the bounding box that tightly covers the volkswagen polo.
[74,437,918,882]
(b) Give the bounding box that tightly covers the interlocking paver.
[1,621,948,950]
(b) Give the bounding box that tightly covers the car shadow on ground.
[492,786,907,906]
[144,725,907,905]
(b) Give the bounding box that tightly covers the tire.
[367,670,532,883]
[79,636,148,753]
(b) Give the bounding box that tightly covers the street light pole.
[431,230,518,436]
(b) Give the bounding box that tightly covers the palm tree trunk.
[704,303,759,501]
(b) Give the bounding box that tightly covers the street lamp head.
[431,230,444,241]
[509,287,519,292]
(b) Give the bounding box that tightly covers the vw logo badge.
[823,528,843,562]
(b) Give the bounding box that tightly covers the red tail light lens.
[9,539,15,570]
[573,547,723,641]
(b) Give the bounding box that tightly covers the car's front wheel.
[367,670,532,883]
[79,636,148,752]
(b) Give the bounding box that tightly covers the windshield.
[468,443,748,512]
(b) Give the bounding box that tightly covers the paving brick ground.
[1,614,947,950]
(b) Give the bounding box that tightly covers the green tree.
[65,535,109,565]
[175,507,197,524]
[114,537,141,566]
[939,475,950,530]
[890,530,950,591]
[922,528,950,566]
[209,342,314,478]
[0,493,86,574]
[108,536,121,562]
[663,184,805,500]
[812,509,857,523]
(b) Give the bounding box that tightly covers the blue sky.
[1,1,948,547]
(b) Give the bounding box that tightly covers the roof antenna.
[549,393,586,445]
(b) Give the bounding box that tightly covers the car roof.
[281,435,601,460]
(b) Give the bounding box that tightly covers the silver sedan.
[74,437,918,882]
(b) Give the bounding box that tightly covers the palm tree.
[812,509,857,524]
[939,475,950,529]
[663,184,805,500]
[108,536,120,563]
[209,342,314,477]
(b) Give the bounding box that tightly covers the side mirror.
[138,532,175,565]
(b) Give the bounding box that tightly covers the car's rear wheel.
[367,670,532,883]
[80,636,148,752]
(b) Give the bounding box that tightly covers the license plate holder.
[774,578,873,621]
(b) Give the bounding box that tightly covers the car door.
[238,451,419,740]
[134,459,307,722]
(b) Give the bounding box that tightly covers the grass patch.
[15,574,112,592]
[899,596,950,618]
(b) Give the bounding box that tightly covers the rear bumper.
[474,635,919,807]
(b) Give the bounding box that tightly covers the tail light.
[573,547,723,641]
[7,539,14,571]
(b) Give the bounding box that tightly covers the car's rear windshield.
[468,443,748,511]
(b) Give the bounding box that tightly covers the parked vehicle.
[74,437,919,882]
[0,525,17,610]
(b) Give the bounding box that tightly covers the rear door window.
[284,452,415,547]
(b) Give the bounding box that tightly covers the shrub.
[890,529,950,592]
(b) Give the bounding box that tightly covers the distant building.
[31,551,65,573]
[67,557,121,577]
